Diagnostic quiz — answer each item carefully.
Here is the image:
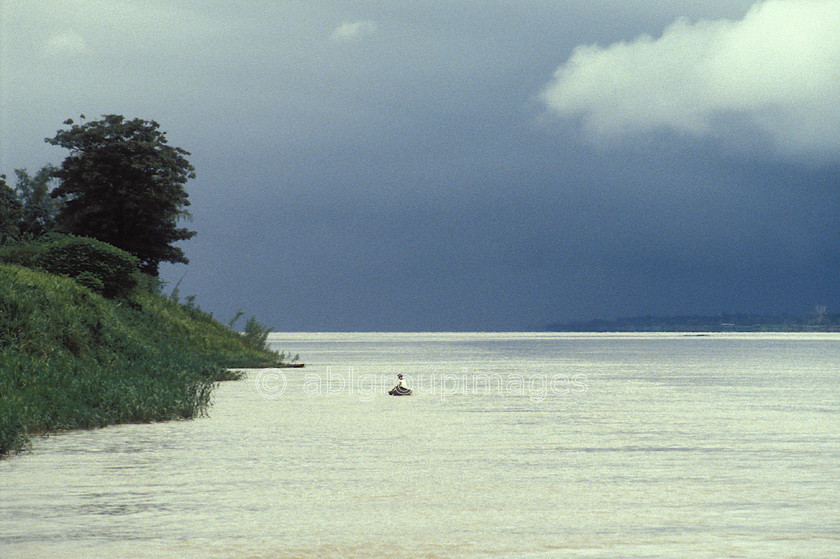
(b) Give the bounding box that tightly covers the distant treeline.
[545,312,840,332]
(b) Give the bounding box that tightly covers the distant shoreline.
[544,313,840,333]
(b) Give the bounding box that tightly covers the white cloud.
[540,0,840,160]
[331,20,377,43]
[42,32,88,58]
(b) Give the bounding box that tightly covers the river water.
[1,332,839,557]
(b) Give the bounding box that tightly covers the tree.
[46,115,197,275]
[0,175,23,245]
[14,165,61,237]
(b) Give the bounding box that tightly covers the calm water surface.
[1,333,839,557]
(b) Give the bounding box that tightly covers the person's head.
[397,374,403,379]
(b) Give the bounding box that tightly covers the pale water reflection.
[1,333,839,557]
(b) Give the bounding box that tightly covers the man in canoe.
[389,374,411,395]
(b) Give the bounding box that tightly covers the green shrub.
[0,241,47,267]
[243,315,271,352]
[0,234,140,299]
[72,270,106,294]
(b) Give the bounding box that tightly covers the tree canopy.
[46,115,197,275]
[14,166,60,237]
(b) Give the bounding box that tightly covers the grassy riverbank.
[0,263,277,456]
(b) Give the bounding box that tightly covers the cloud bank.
[540,0,840,160]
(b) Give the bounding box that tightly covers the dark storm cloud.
[3,1,837,330]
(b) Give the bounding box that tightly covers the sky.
[2,0,839,331]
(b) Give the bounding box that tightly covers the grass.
[0,263,278,456]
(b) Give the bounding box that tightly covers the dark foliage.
[46,115,196,275]
[0,176,23,245]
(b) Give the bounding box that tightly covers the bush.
[0,234,140,299]
[243,315,271,352]
[0,241,47,267]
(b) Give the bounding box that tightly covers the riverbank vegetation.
[0,115,282,457]
[0,261,278,456]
